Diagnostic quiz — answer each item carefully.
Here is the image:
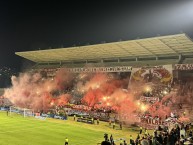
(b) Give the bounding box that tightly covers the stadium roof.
[16,33,193,63]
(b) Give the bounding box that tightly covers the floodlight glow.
[163,90,168,95]
[103,97,107,101]
[141,104,147,111]
[36,91,40,95]
[81,89,85,93]
[93,83,100,89]
[145,86,151,92]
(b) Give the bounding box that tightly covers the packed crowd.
[101,123,193,145]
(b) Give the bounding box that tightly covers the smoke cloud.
[3,67,193,123]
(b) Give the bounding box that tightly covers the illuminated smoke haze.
[3,68,193,122]
[4,69,73,111]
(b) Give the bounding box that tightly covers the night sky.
[1,0,193,71]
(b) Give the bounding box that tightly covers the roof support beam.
[135,41,157,57]
[100,46,116,58]
[179,54,182,60]
[116,44,134,56]
[159,39,179,54]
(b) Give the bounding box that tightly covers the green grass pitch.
[0,111,141,145]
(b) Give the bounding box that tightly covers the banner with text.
[175,64,193,70]
[66,66,132,73]
[40,66,132,77]
[140,96,159,103]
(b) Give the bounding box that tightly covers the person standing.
[119,121,122,130]
[144,128,148,136]
[91,117,94,124]
[129,135,134,145]
[73,114,76,121]
[97,118,100,125]
[120,138,124,145]
[135,134,140,145]
[109,119,111,126]
[113,122,116,129]
[139,126,143,134]
[110,134,114,144]
[6,109,9,116]
[65,137,68,145]
[123,140,127,145]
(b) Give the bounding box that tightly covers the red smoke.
[4,68,192,123]
[4,70,73,111]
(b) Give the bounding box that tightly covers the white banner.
[140,96,159,103]
[175,64,193,70]
[40,66,132,76]
[66,66,132,73]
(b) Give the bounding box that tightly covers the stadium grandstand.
[10,33,193,145]
[15,33,193,79]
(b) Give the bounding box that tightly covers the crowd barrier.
[0,107,9,111]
